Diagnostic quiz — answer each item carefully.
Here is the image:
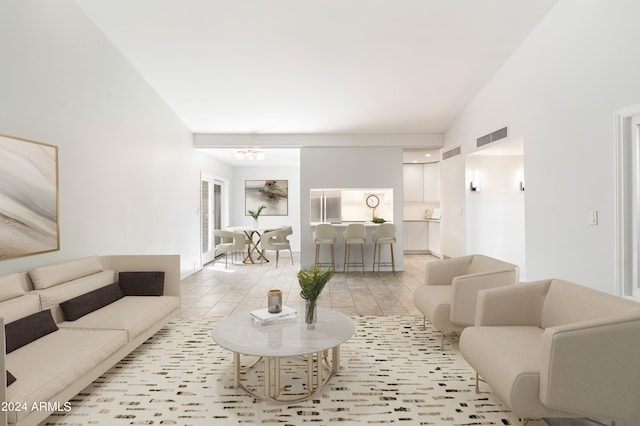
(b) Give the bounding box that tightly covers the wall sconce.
[516,171,525,192]
[236,148,265,160]
[470,170,480,192]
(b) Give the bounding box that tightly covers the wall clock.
[366,194,380,208]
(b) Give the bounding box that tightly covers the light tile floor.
[179,253,437,317]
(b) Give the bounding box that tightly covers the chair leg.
[315,244,320,268]
[330,244,335,271]
[343,243,348,274]
[276,250,279,268]
[440,330,445,350]
[360,243,365,275]
[288,248,294,265]
[390,243,395,275]
[372,241,377,271]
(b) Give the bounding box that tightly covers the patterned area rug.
[44,316,546,425]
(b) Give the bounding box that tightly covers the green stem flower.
[298,266,333,302]
[248,205,266,220]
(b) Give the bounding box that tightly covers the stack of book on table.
[250,305,297,325]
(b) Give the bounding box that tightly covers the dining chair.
[260,227,294,268]
[213,230,246,268]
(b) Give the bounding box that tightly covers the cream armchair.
[459,279,640,425]
[413,254,519,349]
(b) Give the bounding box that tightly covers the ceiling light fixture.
[236,148,265,161]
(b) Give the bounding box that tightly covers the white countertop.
[310,221,393,227]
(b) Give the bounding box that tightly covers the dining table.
[226,225,277,264]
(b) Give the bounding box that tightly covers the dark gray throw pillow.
[118,271,164,296]
[6,370,16,386]
[60,283,124,321]
[5,309,58,353]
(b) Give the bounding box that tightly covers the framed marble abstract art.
[0,134,59,260]
[245,180,288,216]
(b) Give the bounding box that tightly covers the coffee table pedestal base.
[233,346,340,403]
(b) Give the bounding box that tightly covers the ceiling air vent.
[477,126,508,148]
[442,146,461,160]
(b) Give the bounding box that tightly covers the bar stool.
[343,223,366,276]
[372,223,396,275]
[313,223,336,271]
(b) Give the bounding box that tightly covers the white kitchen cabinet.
[428,220,441,257]
[423,163,440,202]
[342,190,364,202]
[404,163,439,202]
[403,164,424,202]
[403,221,429,252]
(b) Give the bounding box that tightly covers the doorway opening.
[201,176,225,265]
[615,104,640,299]
[465,138,525,279]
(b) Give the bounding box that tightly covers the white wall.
[231,166,301,251]
[465,155,525,278]
[441,0,640,293]
[0,0,228,277]
[300,147,404,270]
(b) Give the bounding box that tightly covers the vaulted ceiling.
[75,0,558,135]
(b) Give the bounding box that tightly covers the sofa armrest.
[1,317,7,426]
[425,255,473,285]
[450,269,519,326]
[99,255,181,297]
[540,311,640,424]
[474,279,551,326]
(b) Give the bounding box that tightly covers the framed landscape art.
[245,180,288,216]
[0,134,60,260]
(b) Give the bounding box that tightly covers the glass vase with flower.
[297,266,333,329]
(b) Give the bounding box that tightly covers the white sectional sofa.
[459,279,640,425]
[0,255,181,426]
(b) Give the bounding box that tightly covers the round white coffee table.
[211,307,355,403]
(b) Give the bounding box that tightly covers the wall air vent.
[442,146,461,160]
[477,126,508,148]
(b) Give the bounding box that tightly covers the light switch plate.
[588,210,598,225]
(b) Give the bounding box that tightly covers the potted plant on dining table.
[298,265,333,329]
[248,204,266,228]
